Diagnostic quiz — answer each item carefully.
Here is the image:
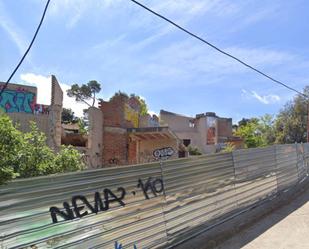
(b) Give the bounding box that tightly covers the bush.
[0,114,85,185]
[188,146,202,156]
[0,114,22,184]
[222,142,235,152]
[53,145,84,173]
[17,122,55,177]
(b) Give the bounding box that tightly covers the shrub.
[53,145,85,173]
[0,114,23,184]
[0,114,85,185]
[188,146,202,156]
[17,122,55,177]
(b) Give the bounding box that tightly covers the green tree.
[0,114,22,184]
[67,80,101,107]
[259,114,276,146]
[17,122,55,177]
[274,87,308,144]
[235,118,264,148]
[0,114,85,185]
[130,94,148,115]
[53,145,84,173]
[61,108,78,124]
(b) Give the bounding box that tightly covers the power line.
[129,0,307,98]
[0,0,51,97]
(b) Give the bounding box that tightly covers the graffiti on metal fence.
[49,177,164,223]
[0,89,36,113]
[153,147,174,160]
[137,177,164,199]
[115,241,137,249]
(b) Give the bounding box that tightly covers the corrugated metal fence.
[1,143,309,248]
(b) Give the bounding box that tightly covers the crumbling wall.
[47,76,63,150]
[87,107,103,168]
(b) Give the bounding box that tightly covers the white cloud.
[241,89,280,104]
[20,73,88,117]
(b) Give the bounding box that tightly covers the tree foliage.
[61,108,78,124]
[0,114,84,185]
[67,80,101,107]
[274,87,309,143]
[234,115,275,148]
[188,146,202,155]
[130,94,148,115]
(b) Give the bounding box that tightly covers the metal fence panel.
[232,146,277,209]
[0,163,167,249]
[296,144,307,181]
[161,153,237,245]
[303,143,309,176]
[1,143,308,248]
[275,144,298,191]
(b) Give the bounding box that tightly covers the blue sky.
[1,0,309,121]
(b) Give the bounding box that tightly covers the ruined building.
[0,75,63,150]
[160,110,243,154]
[0,76,103,169]
[1,76,241,168]
[99,94,185,166]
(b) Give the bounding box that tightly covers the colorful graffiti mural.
[0,89,36,113]
[0,88,49,114]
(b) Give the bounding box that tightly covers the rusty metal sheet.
[232,146,277,209]
[161,153,237,245]
[0,163,167,249]
[275,144,298,191]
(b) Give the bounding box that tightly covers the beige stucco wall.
[160,111,196,132]
[9,112,49,134]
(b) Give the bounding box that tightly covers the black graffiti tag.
[49,177,164,223]
[137,177,164,199]
[49,187,126,223]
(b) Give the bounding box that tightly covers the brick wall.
[100,99,124,127]
[217,118,232,137]
[128,140,137,165]
[102,127,128,166]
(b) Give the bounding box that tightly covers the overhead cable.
[129,0,307,98]
[0,0,51,97]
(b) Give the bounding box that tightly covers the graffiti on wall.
[0,89,36,113]
[49,177,164,223]
[124,104,139,128]
[115,241,137,249]
[206,116,216,145]
[153,147,175,160]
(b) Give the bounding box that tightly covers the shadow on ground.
[215,187,309,249]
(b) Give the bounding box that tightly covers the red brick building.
[99,94,183,166]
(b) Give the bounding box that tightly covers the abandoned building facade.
[160,110,242,154]
[1,77,240,168]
